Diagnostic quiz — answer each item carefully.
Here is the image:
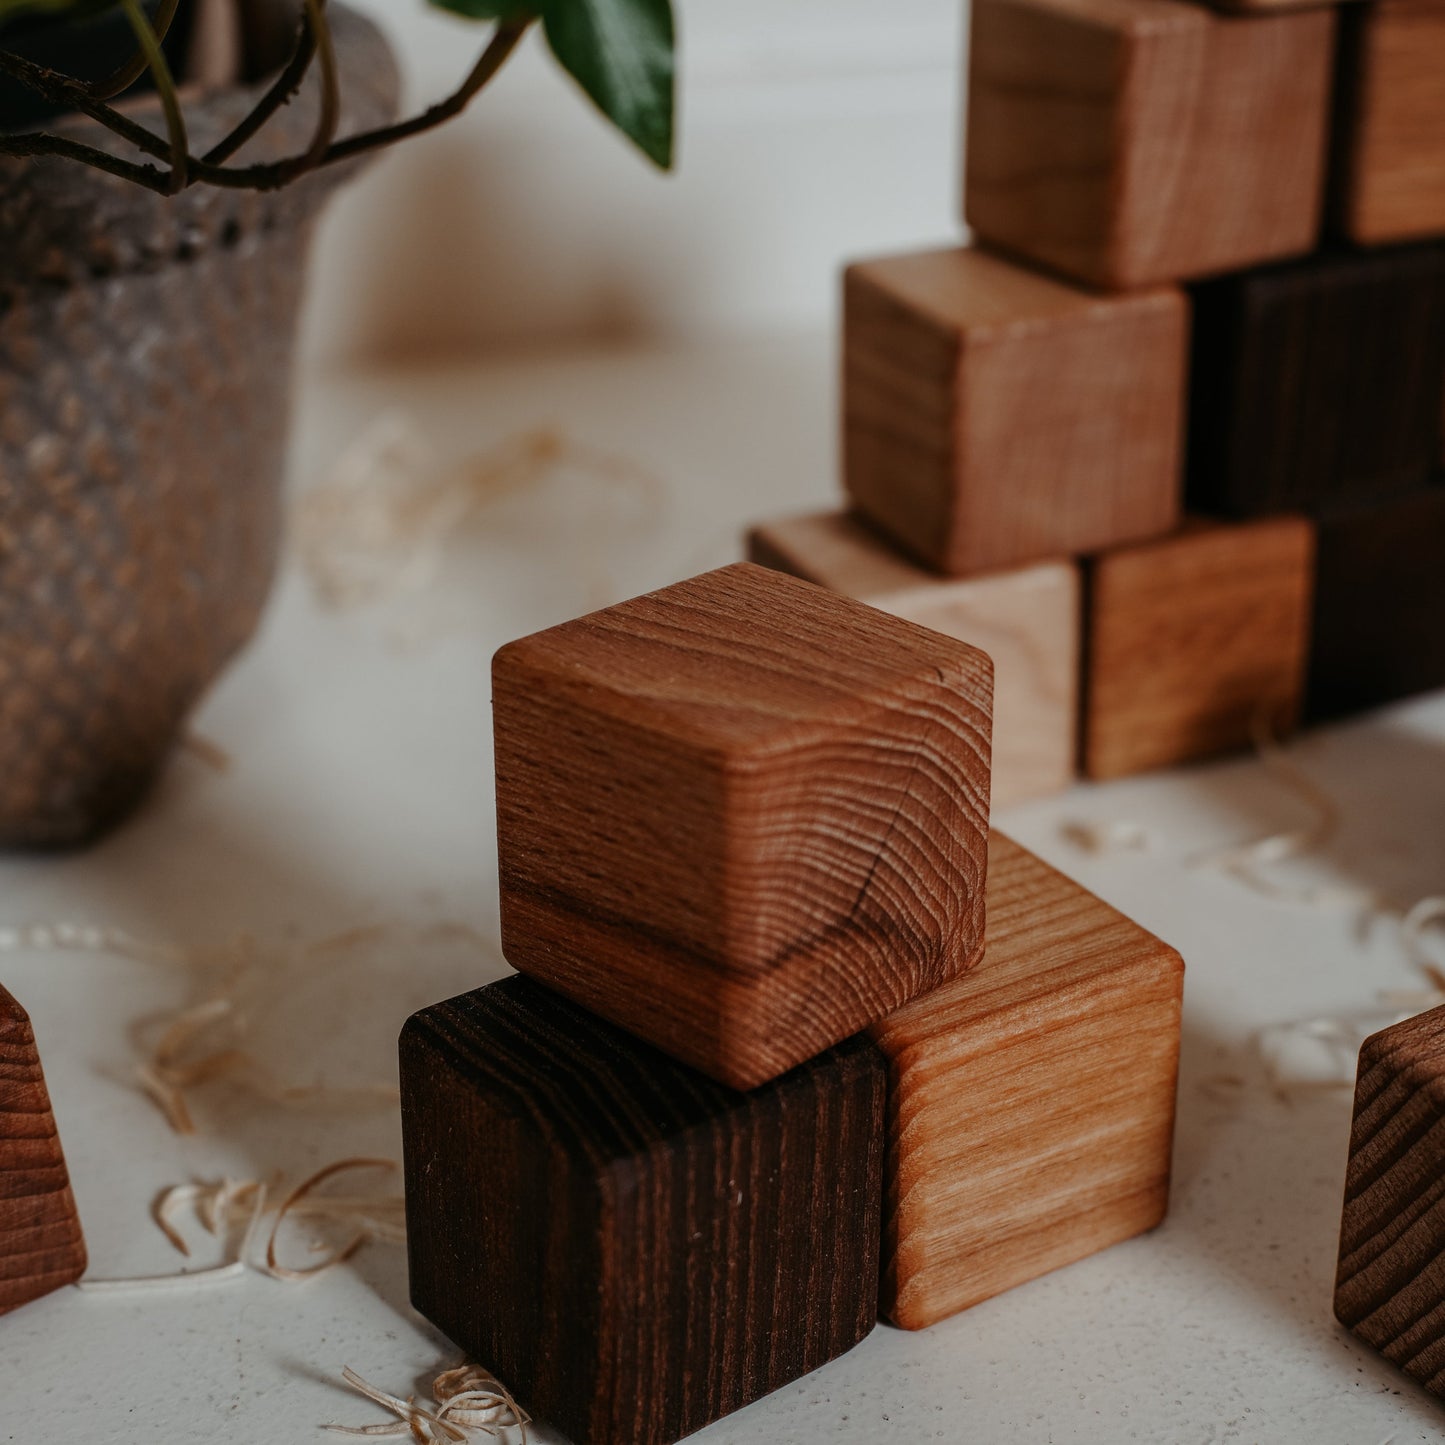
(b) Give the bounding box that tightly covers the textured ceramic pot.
[0,5,397,846]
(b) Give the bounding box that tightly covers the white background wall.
[301,0,966,365]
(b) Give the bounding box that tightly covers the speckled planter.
[0,6,397,847]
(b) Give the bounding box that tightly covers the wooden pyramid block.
[1336,1004,1445,1396]
[870,833,1184,1330]
[0,984,86,1316]
[493,562,994,1090]
[401,976,885,1445]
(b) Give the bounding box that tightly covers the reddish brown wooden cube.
[870,833,1183,1330]
[1334,0,1445,245]
[844,247,1186,577]
[1083,518,1314,780]
[1,984,86,1315]
[493,562,994,1090]
[748,510,1079,805]
[966,0,1336,289]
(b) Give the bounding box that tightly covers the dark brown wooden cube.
[493,562,993,1090]
[1308,487,1445,721]
[1,984,86,1315]
[1188,245,1445,518]
[1336,1004,1445,1396]
[401,977,885,1445]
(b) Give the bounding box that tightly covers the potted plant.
[0,0,674,847]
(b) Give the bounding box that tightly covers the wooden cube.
[493,562,994,1091]
[870,833,1183,1330]
[401,977,885,1445]
[1336,1004,1445,1395]
[1334,0,1445,245]
[1,984,86,1315]
[843,247,1186,577]
[1188,245,1445,518]
[747,511,1078,805]
[1309,488,1445,721]
[966,0,1336,290]
[1083,518,1314,780]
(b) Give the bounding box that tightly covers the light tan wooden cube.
[748,511,1078,805]
[843,247,1186,577]
[869,833,1183,1331]
[966,0,1336,289]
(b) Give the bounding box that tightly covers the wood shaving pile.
[326,1363,531,1442]
[295,410,665,615]
[80,1159,405,1292]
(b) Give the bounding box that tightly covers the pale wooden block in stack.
[870,832,1184,1330]
[748,511,1078,806]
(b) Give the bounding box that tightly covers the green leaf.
[541,0,674,169]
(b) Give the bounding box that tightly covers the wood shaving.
[326,1363,530,1442]
[1060,819,1157,855]
[295,411,664,616]
[179,730,233,773]
[266,1159,401,1282]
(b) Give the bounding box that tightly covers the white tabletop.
[3,332,1442,1444]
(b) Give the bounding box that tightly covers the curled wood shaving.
[1060,819,1157,855]
[266,1159,401,1282]
[0,920,186,965]
[179,730,233,773]
[296,412,663,616]
[326,1363,530,1442]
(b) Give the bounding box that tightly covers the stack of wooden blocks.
[400,563,1186,1445]
[751,0,1445,804]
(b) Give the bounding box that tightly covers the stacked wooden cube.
[400,563,1185,1445]
[751,0,1445,803]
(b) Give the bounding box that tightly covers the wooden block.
[1334,0,1445,246]
[843,247,1186,576]
[1335,1004,1445,1395]
[870,832,1183,1330]
[1189,245,1445,518]
[747,511,1079,805]
[1308,487,1445,722]
[0,984,86,1315]
[401,976,885,1445]
[1083,518,1314,780]
[494,562,993,1090]
[965,0,1336,289]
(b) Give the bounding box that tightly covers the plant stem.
[88,0,181,100]
[120,0,186,191]
[0,129,170,191]
[202,5,317,166]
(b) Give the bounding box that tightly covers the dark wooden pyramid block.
[0,984,86,1316]
[400,976,885,1445]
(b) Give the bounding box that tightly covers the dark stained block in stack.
[401,977,886,1445]
[1308,487,1445,721]
[0,984,86,1315]
[1188,245,1445,517]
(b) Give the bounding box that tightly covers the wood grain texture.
[0,984,86,1315]
[1334,0,1445,246]
[1308,487,1445,722]
[869,832,1183,1330]
[843,247,1186,577]
[493,562,994,1091]
[965,0,1336,290]
[1188,245,1445,519]
[1335,1004,1445,1395]
[1082,518,1314,780]
[747,510,1079,805]
[401,976,885,1445]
